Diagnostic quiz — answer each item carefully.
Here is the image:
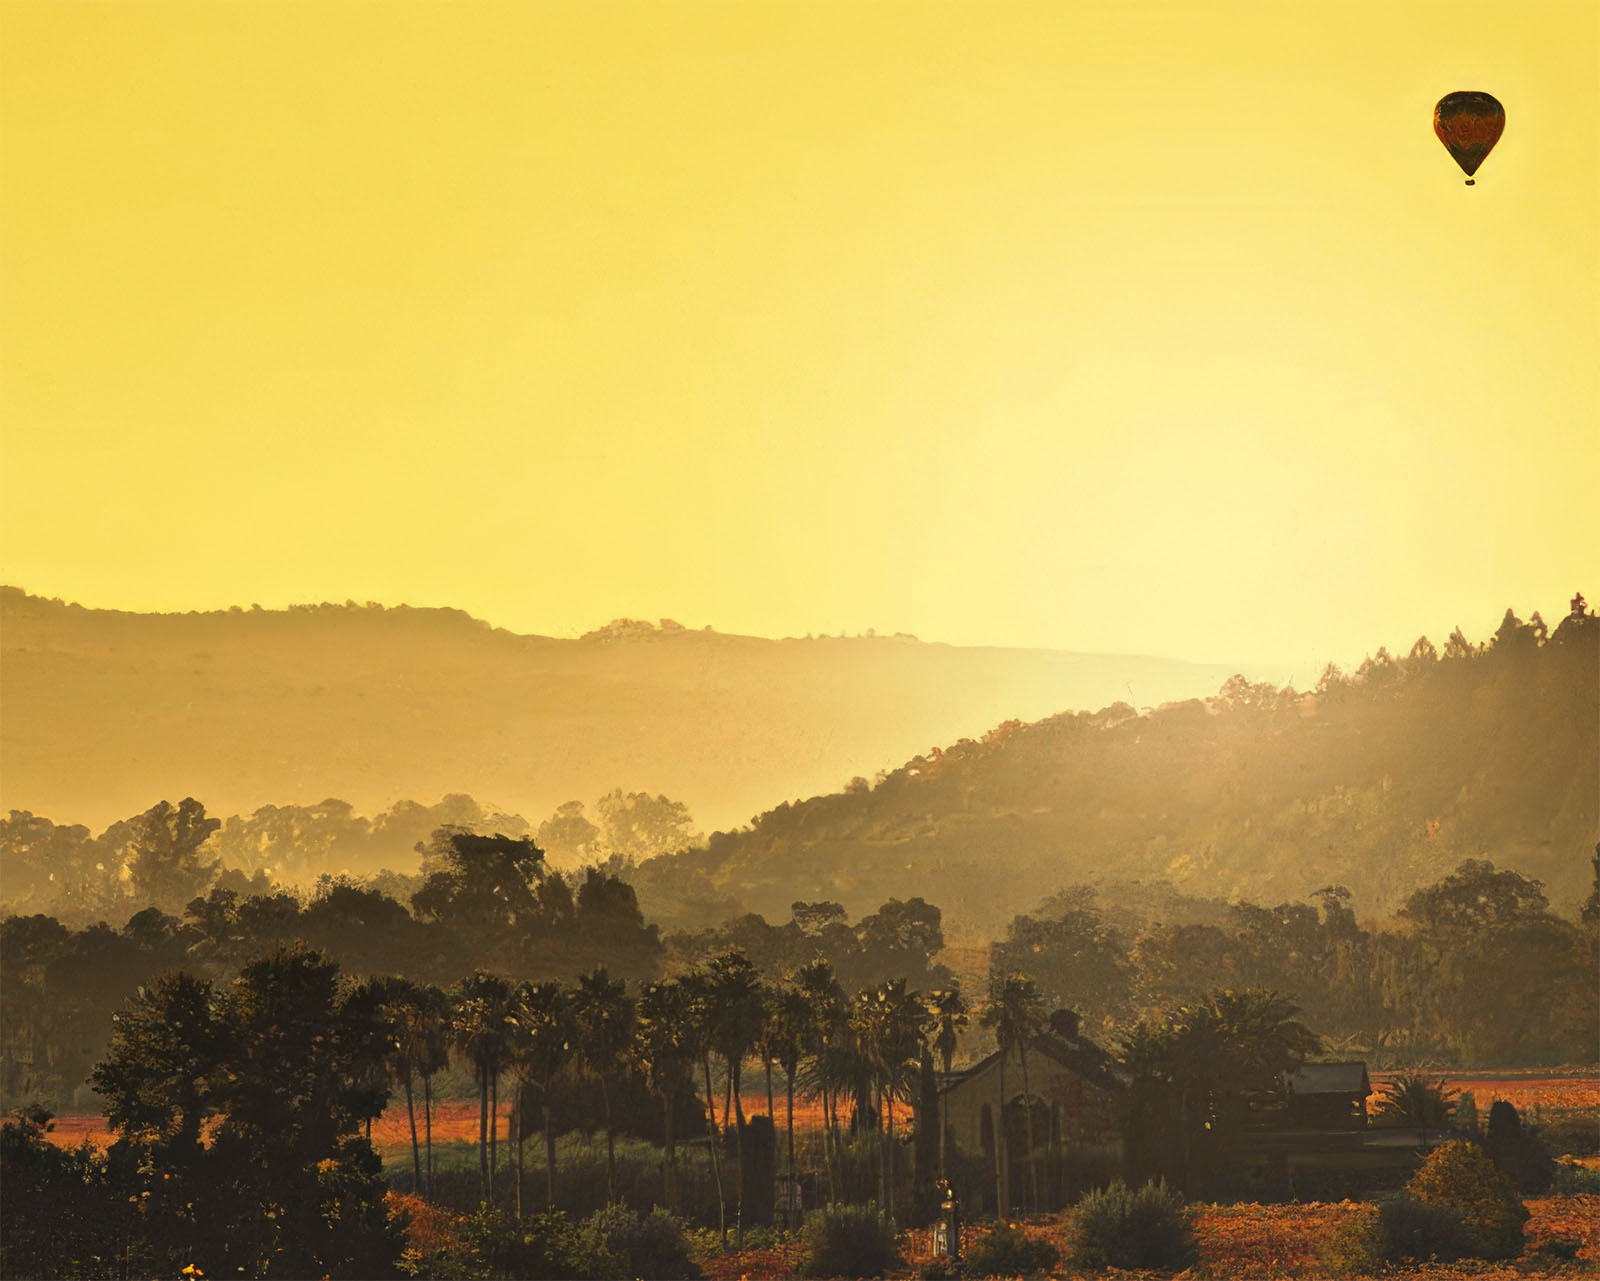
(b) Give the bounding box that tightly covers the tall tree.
[99,798,221,914]
[633,978,696,1211]
[390,979,452,1196]
[572,967,634,1202]
[508,979,576,1215]
[452,971,515,1202]
[681,966,728,1245]
[928,983,969,1175]
[704,949,766,1246]
[981,973,1044,1213]
[765,985,812,1177]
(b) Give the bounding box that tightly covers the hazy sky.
[2,0,1595,676]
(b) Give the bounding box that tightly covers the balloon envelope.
[1434,91,1504,182]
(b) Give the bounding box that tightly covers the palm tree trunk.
[601,1072,616,1203]
[885,1089,896,1228]
[488,1069,499,1204]
[478,1066,490,1201]
[514,1092,524,1220]
[404,1073,422,1193]
[785,1068,796,1177]
[765,1058,775,1121]
[663,1092,676,1213]
[1019,1044,1040,1213]
[545,1092,558,1211]
[703,1053,727,1247]
[424,1073,435,1197]
[995,1053,1007,1215]
[732,1056,746,1249]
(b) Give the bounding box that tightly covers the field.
[43,1068,1597,1157]
[385,1193,1600,1279]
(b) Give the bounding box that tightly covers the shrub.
[1375,1073,1457,1130]
[1484,1101,1556,1193]
[964,1221,1060,1278]
[1375,1196,1473,1263]
[1408,1140,1529,1260]
[796,1203,900,1279]
[459,1207,624,1280]
[1552,1159,1600,1195]
[1069,1179,1197,1271]
[586,1204,701,1280]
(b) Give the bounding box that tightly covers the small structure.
[936,1009,1128,1213]
[1282,1062,1372,1129]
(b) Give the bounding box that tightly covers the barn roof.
[1285,1062,1371,1096]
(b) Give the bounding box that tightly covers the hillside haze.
[0,588,1290,833]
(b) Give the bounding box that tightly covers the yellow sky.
[2,0,1595,676]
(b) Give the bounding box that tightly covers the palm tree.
[796,958,848,1204]
[573,967,634,1203]
[632,978,696,1212]
[928,984,969,1175]
[681,966,728,1246]
[853,979,929,1227]
[386,978,445,1195]
[704,950,766,1247]
[408,983,453,1197]
[766,985,812,1177]
[1118,987,1321,1192]
[452,971,515,1202]
[980,972,1043,1213]
[508,979,575,1215]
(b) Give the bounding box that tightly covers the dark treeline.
[5,826,1594,1123]
[990,857,1599,1066]
[0,823,959,1111]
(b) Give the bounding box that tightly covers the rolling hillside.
[0,588,1290,834]
[634,605,1599,933]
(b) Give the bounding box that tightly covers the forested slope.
[638,604,1598,933]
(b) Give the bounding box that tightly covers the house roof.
[939,1030,1130,1100]
[1285,1062,1371,1097]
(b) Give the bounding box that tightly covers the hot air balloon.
[1434,91,1504,185]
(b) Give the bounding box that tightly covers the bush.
[1552,1159,1600,1195]
[1069,1179,1197,1271]
[1374,1196,1473,1263]
[1484,1101,1556,1193]
[964,1221,1060,1278]
[586,1204,701,1280]
[1408,1140,1529,1260]
[458,1207,624,1280]
[796,1204,900,1279]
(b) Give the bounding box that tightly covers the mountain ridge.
[0,587,1292,833]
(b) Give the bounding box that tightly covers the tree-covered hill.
[633,602,1598,934]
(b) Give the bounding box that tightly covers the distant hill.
[0,588,1290,835]
[634,605,1598,934]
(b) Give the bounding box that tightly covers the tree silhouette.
[573,966,634,1201]
[981,972,1044,1213]
[508,978,575,1215]
[633,977,696,1211]
[99,798,220,914]
[765,984,812,1177]
[703,949,765,1245]
[928,982,969,1174]
[452,971,516,1202]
